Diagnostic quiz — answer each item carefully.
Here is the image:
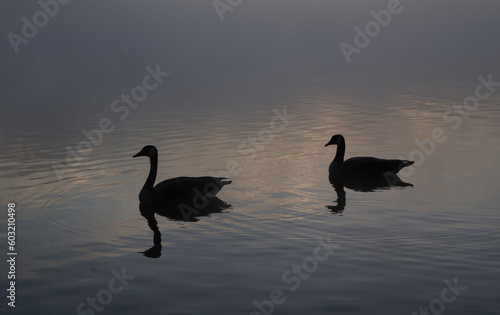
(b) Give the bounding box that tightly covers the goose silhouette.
[326,173,413,215]
[325,134,414,178]
[133,145,231,205]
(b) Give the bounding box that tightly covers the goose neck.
[144,153,158,191]
[334,138,345,163]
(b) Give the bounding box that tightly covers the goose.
[325,134,414,178]
[133,145,231,205]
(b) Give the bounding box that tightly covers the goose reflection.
[139,197,231,258]
[327,173,413,214]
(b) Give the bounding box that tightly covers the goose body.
[133,145,231,205]
[325,135,414,178]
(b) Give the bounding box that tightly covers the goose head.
[133,145,157,158]
[325,134,344,147]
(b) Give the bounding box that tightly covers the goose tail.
[397,160,414,172]
[218,178,232,186]
[401,160,414,167]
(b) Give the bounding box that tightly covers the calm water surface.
[1,81,499,314]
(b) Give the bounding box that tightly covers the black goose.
[133,145,231,205]
[325,134,414,178]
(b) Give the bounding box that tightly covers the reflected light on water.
[1,81,499,314]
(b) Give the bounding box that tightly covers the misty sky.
[1,0,500,120]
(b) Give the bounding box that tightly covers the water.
[1,79,499,314]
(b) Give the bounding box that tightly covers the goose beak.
[133,152,141,158]
[325,136,341,146]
